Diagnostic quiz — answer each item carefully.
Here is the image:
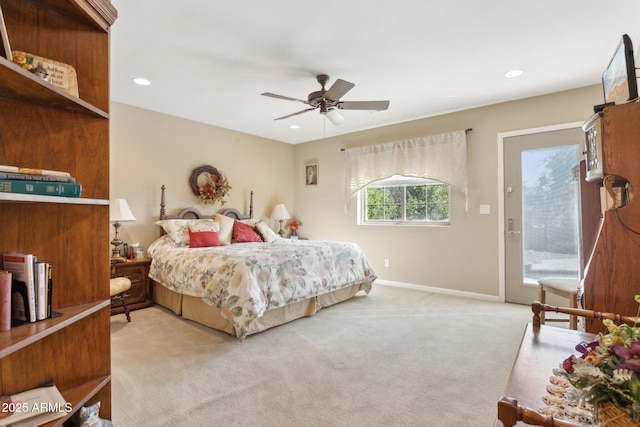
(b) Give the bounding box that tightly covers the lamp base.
[111,221,123,258]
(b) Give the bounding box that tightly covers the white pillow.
[254,221,281,243]
[155,219,217,246]
[214,214,235,246]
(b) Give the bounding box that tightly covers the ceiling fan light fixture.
[325,108,346,125]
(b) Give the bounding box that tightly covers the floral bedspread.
[148,236,376,339]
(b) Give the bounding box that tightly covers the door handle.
[507,218,521,237]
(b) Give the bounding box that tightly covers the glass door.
[503,128,583,304]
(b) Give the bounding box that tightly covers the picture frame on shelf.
[305,163,318,186]
[0,5,11,60]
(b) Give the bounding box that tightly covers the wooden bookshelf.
[0,0,117,422]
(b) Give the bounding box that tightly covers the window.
[359,176,450,225]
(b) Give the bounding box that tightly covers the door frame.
[497,121,583,303]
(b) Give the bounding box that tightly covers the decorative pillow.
[233,220,263,243]
[189,230,220,248]
[189,221,219,233]
[254,221,281,243]
[214,213,235,246]
[155,219,217,246]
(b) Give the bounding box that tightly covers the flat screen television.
[602,34,638,104]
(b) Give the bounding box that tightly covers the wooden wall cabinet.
[581,102,640,333]
[0,0,117,423]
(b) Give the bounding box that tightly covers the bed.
[148,186,377,340]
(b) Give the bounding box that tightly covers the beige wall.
[111,84,602,298]
[292,85,602,297]
[110,103,294,252]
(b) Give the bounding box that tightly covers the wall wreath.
[189,165,232,205]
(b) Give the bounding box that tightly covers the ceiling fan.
[261,74,390,125]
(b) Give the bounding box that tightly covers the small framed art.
[305,163,318,185]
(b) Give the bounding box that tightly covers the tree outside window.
[363,176,449,224]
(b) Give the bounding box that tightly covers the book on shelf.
[0,383,70,427]
[0,165,71,177]
[0,172,75,183]
[0,270,11,331]
[3,253,36,324]
[35,262,48,321]
[0,180,82,198]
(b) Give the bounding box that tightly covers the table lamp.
[110,198,137,257]
[271,204,290,237]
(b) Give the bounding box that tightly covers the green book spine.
[0,180,82,197]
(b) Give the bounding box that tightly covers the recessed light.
[504,69,524,78]
[289,124,300,129]
[132,77,151,86]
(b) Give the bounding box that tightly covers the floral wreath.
[189,165,231,205]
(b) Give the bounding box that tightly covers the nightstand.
[110,258,152,315]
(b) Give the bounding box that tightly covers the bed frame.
[159,184,253,222]
[152,185,368,339]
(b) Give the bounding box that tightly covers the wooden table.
[496,323,595,426]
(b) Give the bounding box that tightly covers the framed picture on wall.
[305,163,318,186]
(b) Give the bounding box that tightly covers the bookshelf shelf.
[43,375,112,427]
[0,300,110,359]
[0,57,109,118]
[0,193,109,205]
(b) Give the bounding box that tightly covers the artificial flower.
[559,295,640,422]
[198,172,231,205]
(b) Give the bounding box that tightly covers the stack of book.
[0,165,81,197]
[2,253,58,327]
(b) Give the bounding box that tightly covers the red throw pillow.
[233,220,263,243]
[189,230,220,248]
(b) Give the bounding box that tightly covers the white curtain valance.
[344,130,468,205]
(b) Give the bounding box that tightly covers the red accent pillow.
[189,230,220,248]
[233,220,263,243]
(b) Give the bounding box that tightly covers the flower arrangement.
[560,295,640,423]
[285,219,303,236]
[198,172,231,205]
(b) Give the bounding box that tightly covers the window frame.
[357,176,451,226]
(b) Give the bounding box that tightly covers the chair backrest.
[498,396,585,427]
[531,301,639,329]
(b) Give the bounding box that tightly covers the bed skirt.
[153,281,367,338]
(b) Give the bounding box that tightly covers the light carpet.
[111,284,532,426]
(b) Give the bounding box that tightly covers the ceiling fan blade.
[324,79,355,101]
[337,100,390,111]
[274,107,317,121]
[261,92,308,104]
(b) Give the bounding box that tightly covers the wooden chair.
[110,277,132,322]
[531,301,637,330]
[537,279,579,329]
[110,258,132,322]
[496,302,639,427]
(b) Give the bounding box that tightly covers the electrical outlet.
[384,259,390,268]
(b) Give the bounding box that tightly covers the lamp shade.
[271,204,290,220]
[110,199,137,222]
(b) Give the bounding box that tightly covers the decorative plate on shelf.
[12,51,79,97]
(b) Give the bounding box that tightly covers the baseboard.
[375,279,501,302]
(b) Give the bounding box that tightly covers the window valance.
[343,130,468,206]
